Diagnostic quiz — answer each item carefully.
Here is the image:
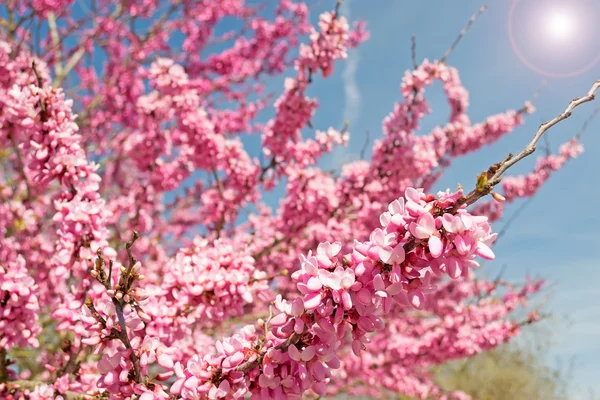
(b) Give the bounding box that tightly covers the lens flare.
[543,9,575,43]
[508,0,600,78]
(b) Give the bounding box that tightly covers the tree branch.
[47,12,63,79]
[453,79,600,211]
[411,34,418,69]
[440,5,488,64]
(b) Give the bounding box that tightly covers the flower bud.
[492,192,506,202]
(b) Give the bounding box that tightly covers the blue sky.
[292,0,600,397]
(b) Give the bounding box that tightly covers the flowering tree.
[0,1,596,399]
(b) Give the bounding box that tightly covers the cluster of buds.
[91,231,147,305]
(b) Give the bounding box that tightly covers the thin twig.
[9,126,31,201]
[440,5,488,64]
[124,230,140,279]
[542,132,552,156]
[410,34,418,69]
[492,264,508,287]
[451,80,600,212]
[211,169,227,238]
[88,231,143,383]
[258,156,277,182]
[486,81,600,187]
[517,80,548,114]
[31,61,48,120]
[360,130,370,160]
[497,198,534,242]
[575,106,600,140]
[494,102,598,243]
[237,331,304,373]
[530,80,548,105]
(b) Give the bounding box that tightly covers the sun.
[543,8,576,43]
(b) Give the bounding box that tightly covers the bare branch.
[542,132,552,156]
[517,80,547,115]
[53,47,85,88]
[487,80,600,188]
[575,105,600,140]
[360,130,370,160]
[47,12,63,78]
[496,197,534,242]
[440,5,488,64]
[449,79,600,212]
[411,34,418,69]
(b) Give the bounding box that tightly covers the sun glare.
[543,9,576,43]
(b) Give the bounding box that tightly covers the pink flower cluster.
[169,188,498,398]
[144,238,271,344]
[502,138,583,201]
[369,59,529,200]
[4,83,96,190]
[298,11,350,78]
[2,62,114,279]
[261,7,367,181]
[0,256,41,350]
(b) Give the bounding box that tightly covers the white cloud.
[340,0,361,127]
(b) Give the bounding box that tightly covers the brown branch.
[252,235,286,260]
[111,299,142,382]
[334,0,343,18]
[31,61,47,118]
[88,231,143,382]
[0,349,8,383]
[125,230,140,263]
[495,197,534,242]
[237,331,303,373]
[258,157,277,182]
[84,298,109,330]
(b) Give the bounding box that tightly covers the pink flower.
[409,213,443,257]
